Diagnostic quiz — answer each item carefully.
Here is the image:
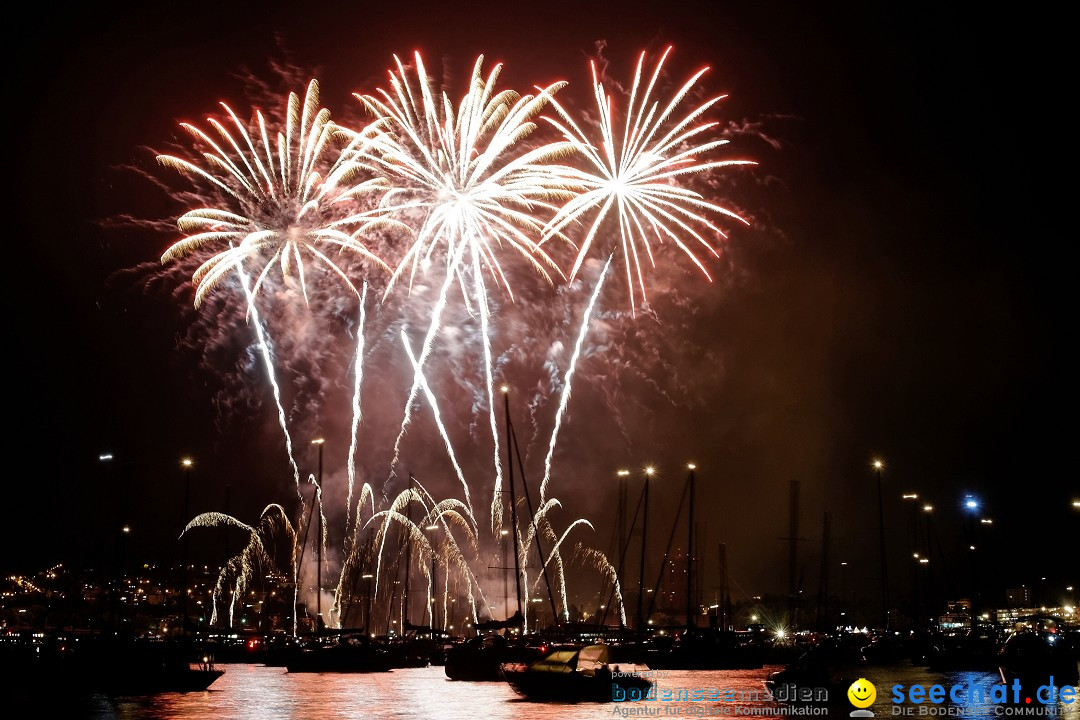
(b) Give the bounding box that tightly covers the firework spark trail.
[180,512,254,537]
[235,261,301,491]
[543,520,571,622]
[413,479,483,620]
[519,497,569,618]
[344,282,368,538]
[367,487,434,603]
[528,518,593,594]
[470,243,505,536]
[575,544,627,625]
[399,329,474,520]
[333,481,377,622]
[313,473,328,567]
[540,254,613,503]
[182,509,284,627]
[387,244,467,482]
[541,47,754,314]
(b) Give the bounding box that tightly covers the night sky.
[6,0,1076,612]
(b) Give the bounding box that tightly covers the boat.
[99,643,224,694]
[2,634,224,696]
[764,639,857,710]
[998,616,1079,693]
[924,624,1002,671]
[444,632,544,681]
[642,628,764,670]
[285,633,393,673]
[501,643,652,703]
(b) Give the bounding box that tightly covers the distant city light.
[923,504,934,512]
[98,453,114,462]
[181,457,193,468]
[902,493,918,500]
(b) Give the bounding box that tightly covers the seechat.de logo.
[848,678,877,717]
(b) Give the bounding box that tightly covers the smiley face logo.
[847,678,876,708]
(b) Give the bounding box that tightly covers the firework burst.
[542,47,756,313]
[158,79,392,307]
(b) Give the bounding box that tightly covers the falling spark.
[540,254,612,503]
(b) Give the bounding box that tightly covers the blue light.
[963,495,979,512]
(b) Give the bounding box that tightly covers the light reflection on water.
[37,664,1080,720]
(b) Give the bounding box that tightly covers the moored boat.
[501,644,652,703]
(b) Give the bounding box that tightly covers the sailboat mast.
[686,466,696,630]
[503,388,523,617]
[404,473,413,629]
[637,469,651,633]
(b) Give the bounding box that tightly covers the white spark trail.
[234,260,301,491]
[388,244,467,478]
[399,329,474,520]
[540,254,612,502]
[472,243,505,535]
[345,282,368,537]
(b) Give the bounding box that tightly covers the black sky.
[5,0,1076,608]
